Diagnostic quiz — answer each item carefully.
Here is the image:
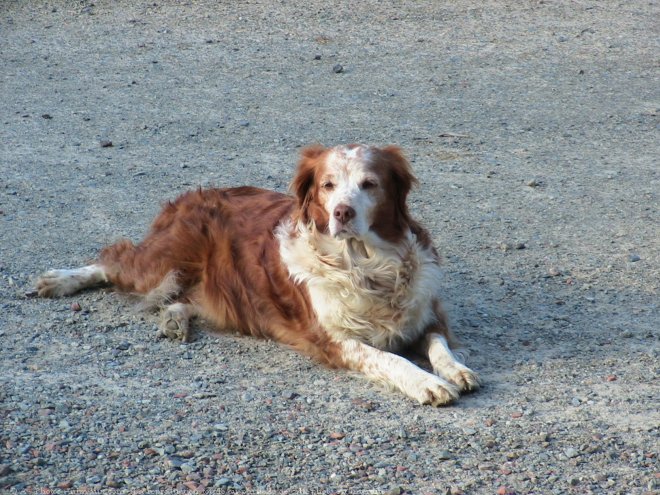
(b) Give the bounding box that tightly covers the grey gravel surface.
[1,1,658,494]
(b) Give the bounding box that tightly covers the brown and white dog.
[36,144,479,406]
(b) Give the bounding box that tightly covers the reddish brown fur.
[99,186,340,364]
[290,145,331,232]
[368,146,418,244]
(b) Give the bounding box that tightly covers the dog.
[36,144,480,406]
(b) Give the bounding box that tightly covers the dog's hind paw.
[158,303,193,343]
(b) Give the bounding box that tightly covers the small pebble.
[106,478,121,488]
[116,341,131,351]
[166,456,185,469]
[100,140,113,148]
[547,267,561,277]
[216,478,231,487]
[628,254,641,262]
[332,64,344,73]
[351,398,377,411]
[437,450,452,460]
[71,302,82,312]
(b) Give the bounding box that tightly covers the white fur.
[36,265,107,297]
[338,339,459,405]
[277,220,443,351]
[420,333,481,392]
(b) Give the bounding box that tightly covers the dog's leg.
[418,333,481,393]
[158,302,196,343]
[336,339,460,406]
[36,264,108,298]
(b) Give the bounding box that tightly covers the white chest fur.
[277,222,443,351]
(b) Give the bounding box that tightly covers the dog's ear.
[381,145,418,215]
[369,146,419,243]
[291,145,325,208]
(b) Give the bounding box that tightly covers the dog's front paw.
[435,363,481,393]
[407,373,460,406]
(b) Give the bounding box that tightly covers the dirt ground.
[1,1,658,494]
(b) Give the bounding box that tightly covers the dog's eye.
[360,180,377,190]
[322,182,335,191]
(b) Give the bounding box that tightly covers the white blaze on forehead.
[325,145,372,177]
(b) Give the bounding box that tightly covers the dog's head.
[292,144,417,244]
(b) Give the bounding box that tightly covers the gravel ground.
[1,1,658,493]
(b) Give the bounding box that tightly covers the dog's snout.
[333,204,356,225]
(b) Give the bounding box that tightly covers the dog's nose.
[333,204,356,225]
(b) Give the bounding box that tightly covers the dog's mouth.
[329,218,362,240]
[333,227,361,240]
